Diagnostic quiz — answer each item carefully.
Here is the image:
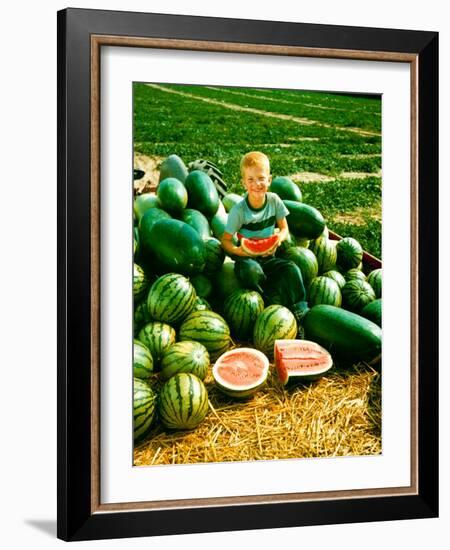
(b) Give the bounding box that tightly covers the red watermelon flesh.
[239,234,279,256]
[274,339,333,385]
[212,348,269,398]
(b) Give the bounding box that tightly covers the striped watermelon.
[342,279,376,313]
[223,289,265,341]
[179,310,231,360]
[138,322,176,365]
[160,341,210,381]
[368,268,382,298]
[147,273,196,324]
[133,263,148,302]
[134,301,153,335]
[322,270,346,289]
[283,246,318,289]
[253,305,297,359]
[191,296,211,312]
[308,276,342,307]
[336,237,363,270]
[158,373,209,430]
[345,268,367,283]
[309,237,337,274]
[133,378,157,442]
[133,339,154,379]
[203,237,225,275]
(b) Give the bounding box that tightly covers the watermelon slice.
[239,234,279,256]
[212,348,269,398]
[274,339,333,385]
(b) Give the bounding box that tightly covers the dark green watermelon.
[283,201,325,240]
[270,176,302,202]
[185,170,220,219]
[181,209,212,240]
[157,177,188,215]
[158,154,189,184]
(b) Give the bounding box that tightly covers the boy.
[221,151,306,307]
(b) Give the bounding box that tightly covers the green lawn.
[133,82,382,258]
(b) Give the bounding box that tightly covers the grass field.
[133,82,382,257]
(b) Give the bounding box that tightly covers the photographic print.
[132,82,383,466]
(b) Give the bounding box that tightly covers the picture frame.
[57,8,438,542]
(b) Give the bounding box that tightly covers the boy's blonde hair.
[240,151,270,177]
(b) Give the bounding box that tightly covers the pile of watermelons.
[133,154,382,443]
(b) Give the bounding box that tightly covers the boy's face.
[242,164,272,201]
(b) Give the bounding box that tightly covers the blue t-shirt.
[224,192,289,239]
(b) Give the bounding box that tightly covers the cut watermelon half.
[274,339,333,385]
[239,234,279,256]
[212,347,269,398]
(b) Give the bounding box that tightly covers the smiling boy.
[221,151,306,307]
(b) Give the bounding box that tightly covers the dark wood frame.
[57,8,439,541]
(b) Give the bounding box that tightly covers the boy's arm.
[221,232,248,257]
[276,217,289,243]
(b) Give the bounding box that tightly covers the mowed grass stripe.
[145,84,380,137]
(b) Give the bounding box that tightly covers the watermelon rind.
[158,373,209,430]
[212,348,269,398]
[274,339,333,385]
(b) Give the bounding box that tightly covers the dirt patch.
[331,205,382,226]
[134,153,164,194]
[340,170,382,179]
[290,172,334,184]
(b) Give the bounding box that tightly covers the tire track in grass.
[145,83,381,138]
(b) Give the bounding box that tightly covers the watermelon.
[361,298,382,327]
[158,373,209,430]
[159,154,189,184]
[282,246,318,289]
[342,279,376,313]
[270,176,302,202]
[274,339,333,385]
[146,219,206,275]
[240,234,279,257]
[223,289,265,340]
[191,296,211,313]
[322,270,346,289]
[296,237,310,248]
[190,274,213,299]
[133,340,153,380]
[134,301,153,333]
[138,322,176,365]
[181,208,212,240]
[157,177,188,215]
[303,304,381,364]
[179,310,231,360]
[133,226,140,260]
[212,348,269,398]
[368,268,382,298]
[160,341,210,381]
[336,237,363,270]
[185,170,220,218]
[345,268,367,283]
[134,378,157,442]
[133,263,148,302]
[276,231,297,256]
[289,301,310,325]
[309,237,337,274]
[222,193,243,212]
[308,276,342,307]
[203,237,225,274]
[214,259,244,298]
[147,273,196,324]
[283,200,325,239]
[139,208,171,255]
[253,305,297,359]
[233,258,267,294]
[134,193,160,222]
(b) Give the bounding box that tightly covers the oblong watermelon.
[158,154,189,184]
[270,176,302,202]
[181,208,212,240]
[283,246,318,289]
[134,193,160,222]
[190,274,213,299]
[283,200,325,239]
[361,298,382,327]
[157,177,188,215]
[185,170,220,219]
[222,193,243,212]
[309,237,337,274]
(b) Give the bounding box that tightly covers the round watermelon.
[223,289,265,341]
[283,246,318,289]
[158,154,189,184]
[345,268,367,283]
[134,193,160,222]
[158,373,209,430]
[134,378,157,442]
[322,270,346,289]
[342,279,376,313]
[157,177,188,215]
[336,237,364,270]
[133,263,148,302]
[253,305,297,359]
[138,322,176,365]
[308,276,342,307]
[368,268,382,298]
[179,310,231,361]
[147,273,196,324]
[309,237,337,274]
[133,339,154,379]
[203,237,225,274]
[160,341,210,381]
